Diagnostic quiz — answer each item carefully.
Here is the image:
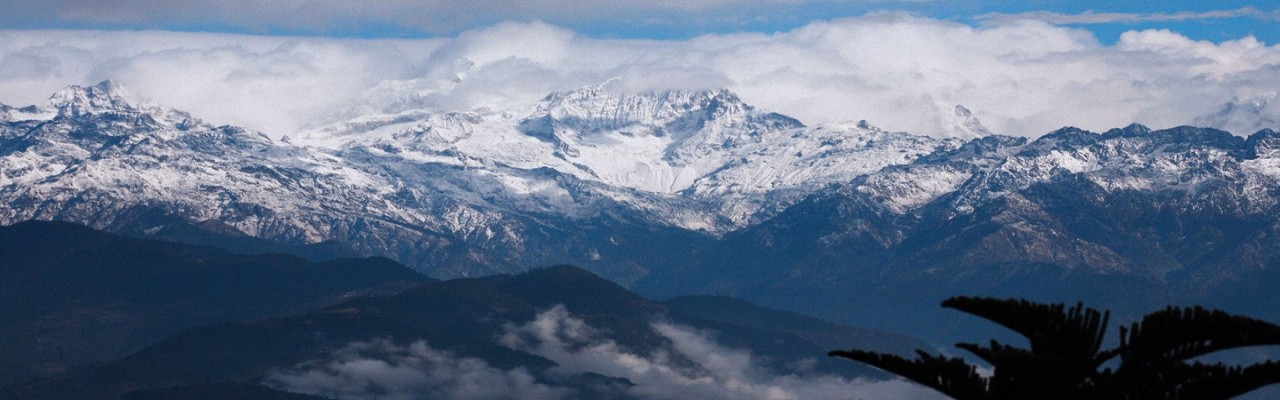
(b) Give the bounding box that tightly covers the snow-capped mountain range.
[4,80,1280,293]
[0,81,964,277]
[295,85,960,228]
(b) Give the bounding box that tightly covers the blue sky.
[1,1,1275,44]
[0,1,1277,137]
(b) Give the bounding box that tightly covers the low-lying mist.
[268,305,944,400]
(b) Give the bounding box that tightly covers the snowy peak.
[47,80,141,117]
[539,87,738,125]
[298,85,945,228]
[874,124,1280,219]
[1247,128,1280,156]
[523,87,801,140]
[37,80,208,133]
[1,82,276,162]
[0,81,138,123]
[518,86,807,175]
[1100,124,1245,153]
[938,104,992,139]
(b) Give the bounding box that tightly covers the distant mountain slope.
[2,265,927,400]
[662,295,924,357]
[636,125,1280,344]
[0,220,431,386]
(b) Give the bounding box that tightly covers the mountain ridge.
[0,220,431,386]
[632,121,1280,343]
[0,82,962,279]
[5,82,1280,346]
[7,80,1280,400]
[1,259,925,400]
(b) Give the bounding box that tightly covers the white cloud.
[1,14,1279,137]
[0,29,441,134]
[1195,92,1280,135]
[265,339,571,400]
[268,306,945,400]
[498,305,945,400]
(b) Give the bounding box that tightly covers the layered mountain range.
[0,222,926,399]
[4,81,1280,342]
[0,220,430,386]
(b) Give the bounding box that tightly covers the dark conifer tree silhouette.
[829,297,1280,399]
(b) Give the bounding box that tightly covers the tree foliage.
[829,297,1280,399]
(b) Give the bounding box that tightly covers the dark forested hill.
[3,265,924,400]
[0,220,432,385]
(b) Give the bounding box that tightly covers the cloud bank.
[269,306,943,400]
[266,339,569,400]
[498,306,944,400]
[1,14,1278,137]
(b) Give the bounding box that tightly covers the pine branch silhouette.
[830,297,1280,399]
